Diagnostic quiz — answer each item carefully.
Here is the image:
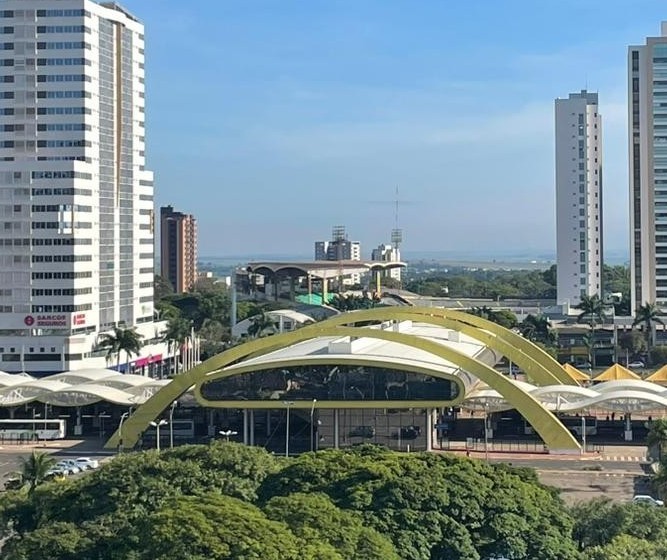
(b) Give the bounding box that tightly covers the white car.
[633,494,664,507]
[628,361,646,369]
[75,457,99,470]
[46,466,69,478]
[55,460,80,475]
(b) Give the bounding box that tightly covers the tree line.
[2,443,664,559]
[405,264,630,313]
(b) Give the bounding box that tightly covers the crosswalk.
[601,455,648,463]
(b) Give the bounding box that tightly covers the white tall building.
[0,1,163,374]
[371,243,401,282]
[555,90,603,307]
[629,23,667,312]
[315,226,361,285]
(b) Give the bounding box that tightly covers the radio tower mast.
[391,186,402,251]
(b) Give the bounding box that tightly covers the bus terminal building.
[3,308,667,454]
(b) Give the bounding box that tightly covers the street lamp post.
[484,403,490,463]
[169,401,177,449]
[283,401,294,457]
[150,419,168,452]
[219,429,238,442]
[310,398,317,453]
[118,411,130,454]
[581,415,587,455]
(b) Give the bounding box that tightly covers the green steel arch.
[104,315,580,453]
[310,307,572,386]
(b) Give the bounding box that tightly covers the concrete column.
[249,410,255,445]
[207,409,215,437]
[624,413,633,441]
[333,409,339,449]
[243,409,249,445]
[289,276,296,301]
[266,410,271,436]
[426,408,433,452]
[74,407,83,436]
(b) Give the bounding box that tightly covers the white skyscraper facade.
[629,23,667,312]
[555,90,603,307]
[0,1,159,373]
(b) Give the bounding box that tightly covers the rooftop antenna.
[391,185,402,250]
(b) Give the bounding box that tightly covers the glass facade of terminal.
[200,365,459,403]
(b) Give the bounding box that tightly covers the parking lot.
[0,439,113,488]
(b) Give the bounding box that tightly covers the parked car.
[55,460,80,475]
[633,494,664,507]
[576,362,592,370]
[75,457,99,470]
[628,361,646,369]
[4,476,23,490]
[398,426,422,440]
[45,467,69,479]
[349,426,375,438]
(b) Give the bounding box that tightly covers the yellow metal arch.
[105,320,580,452]
[313,307,574,386]
[194,356,466,409]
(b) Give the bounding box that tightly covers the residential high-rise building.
[160,205,197,293]
[314,226,361,285]
[629,23,667,312]
[555,90,603,307]
[0,1,161,373]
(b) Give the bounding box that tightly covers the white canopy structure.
[0,368,175,407]
[463,378,667,414]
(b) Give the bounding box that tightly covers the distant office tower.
[555,90,603,307]
[629,23,667,311]
[0,2,157,373]
[314,226,361,285]
[160,205,197,293]
[371,243,401,282]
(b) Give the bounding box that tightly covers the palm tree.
[575,295,605,367]
[162,317,192,374]
[98,327,143,373]
[18,451,56,494]
[519,314,554,345]
[633,302,665,364]
[648,418,667,462]
[247,312,276,338]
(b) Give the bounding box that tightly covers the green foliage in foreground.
[0,444,663,559]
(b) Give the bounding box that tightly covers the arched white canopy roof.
[462,378,667,413]
[0,370,180,407]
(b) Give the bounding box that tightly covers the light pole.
[310,398,317,452]
[283,401,294,457]
[169,401,177,449]
[219,429,237,442]
[581,415,587,455]
[150,419,168,452]
[118,411,130,454]
[484,403,490,463]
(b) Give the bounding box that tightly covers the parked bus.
[0,419,66,440]
[524,415,597,437]
[144,419,196,440]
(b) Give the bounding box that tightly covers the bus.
[0,419,66,441]
[524,415,597,437]
[144,419,196,440]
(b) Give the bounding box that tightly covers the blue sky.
[123,0,666,259]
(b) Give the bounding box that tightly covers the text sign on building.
[22,313,86,328]
[24,315,68,328]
